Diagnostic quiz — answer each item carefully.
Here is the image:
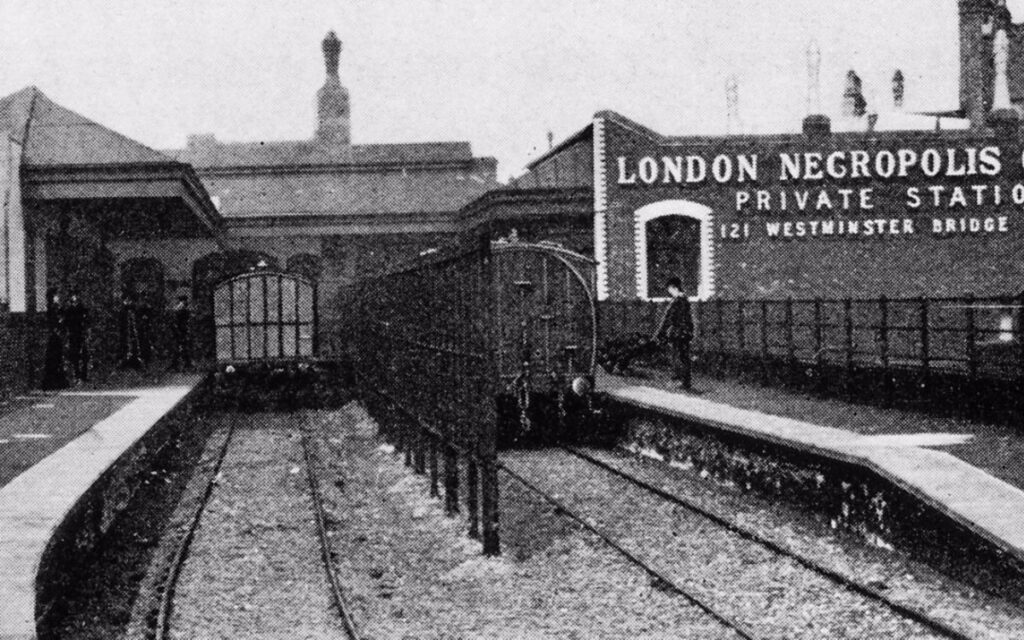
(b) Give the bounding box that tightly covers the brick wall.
[601,117,1024,301]
[0,312,44,398]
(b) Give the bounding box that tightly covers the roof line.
[19,88,39,166]
[192,159,485,175]
[525,124,593,170]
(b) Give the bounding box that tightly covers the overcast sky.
[1,1,1020,180]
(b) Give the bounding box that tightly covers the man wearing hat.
[654,276,694,390]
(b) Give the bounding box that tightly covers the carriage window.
[645,215,701,299]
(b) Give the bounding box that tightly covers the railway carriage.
[490,239,599,447]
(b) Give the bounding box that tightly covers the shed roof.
[0,87,221,237]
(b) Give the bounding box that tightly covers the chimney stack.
[725,75,741,134]
[316,30,351,145]
[892,70,905,110]
[806,40,822,115]
[988,25,1020,135]
[841,70,866,118]
[959,0,1005,129]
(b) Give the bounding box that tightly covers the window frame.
[634,200,715,302]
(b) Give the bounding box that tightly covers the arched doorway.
[191,250,280,360]
[634,200,714,301]
[120,257,167,363]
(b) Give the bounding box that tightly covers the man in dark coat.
[169,294,191,371]
[64,293,90,383]
[119,292,143,370]
[654,276,694,390]
[41,289,69,390]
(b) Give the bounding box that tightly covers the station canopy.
[0,86,221,239]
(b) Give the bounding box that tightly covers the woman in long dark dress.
[119,292,143,370]
[41,288,69,390]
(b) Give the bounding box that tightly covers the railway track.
[499,446,980,640]
[151,418,237,640]
[149,417,361,640]
[299,421,362,640]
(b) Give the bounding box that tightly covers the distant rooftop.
[166,134,483,170]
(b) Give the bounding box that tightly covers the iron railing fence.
[600,295,1024,417]
[340,238,501,554]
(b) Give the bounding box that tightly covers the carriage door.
[213,271,316,362]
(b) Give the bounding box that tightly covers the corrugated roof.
[0,87,176,167]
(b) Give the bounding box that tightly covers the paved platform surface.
[601,369,1024,565]
[0,374,203,640]
[0,394,132,488]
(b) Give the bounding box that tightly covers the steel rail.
[152,419,237,640]
[497,460,763,640]
[300,423,362,640]
[563,446,979,640]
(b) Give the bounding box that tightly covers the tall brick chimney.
[841,70,866,118]
[316,31,351,144]
[959,0,1007,129]
[892,70,905,110]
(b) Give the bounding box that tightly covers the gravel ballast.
[168,414,348,639]
[501,448,965,639]
[309,403,740,639]
[582,445,1024,639]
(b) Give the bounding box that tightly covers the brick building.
[0,31,500,390]
[0,87,221,391]
[6,4,1024,392]
[486,0,1024,303]
[156,31,499,355]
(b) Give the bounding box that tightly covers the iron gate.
[213,271,317,362]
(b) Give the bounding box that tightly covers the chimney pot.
[803,114,831,137]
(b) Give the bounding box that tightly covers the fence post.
[760,300,769,386]
[879,296,891,407]
[696,300,705,357]
[813,298,824,394]
[785,297,796,386]
[467,458,480,539]
[1016,294,1024,418]
[919,297,930,402]
[478,235,501,557]
[481,457,501,556]
[414,426,426,475]
[844,298,855,399]
[966,293,978,417]
[445,445,460,516]
[717,298,726,374]
[737,299,746,356]
[429,435,440,498]
[404,417,414,467]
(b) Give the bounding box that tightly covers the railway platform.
[0,373,203,640]
[600,368,1024,566]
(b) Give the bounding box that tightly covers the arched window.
[634,200,714,301]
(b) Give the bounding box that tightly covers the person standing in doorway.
[170,294,191,371]
[41,288,69,390]
[136,295,154,367]
[64,292,90,383]
[119,291,143,370]
[654,276,695,390]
